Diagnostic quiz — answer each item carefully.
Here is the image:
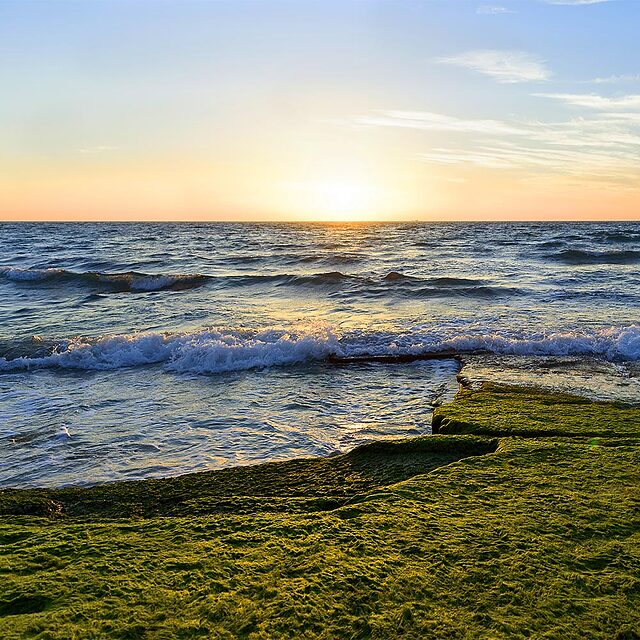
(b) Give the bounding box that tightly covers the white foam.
[1,266,207,291]
[0,267,62,281]
[97,273,202,291]
[0,324,638,375]
[0,327,342,374]
[166,328,340,373]
[340,325,640,361]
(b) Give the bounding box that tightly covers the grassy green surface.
[0,436,497,519]
[433,382,640,438]
[1,384,639,639]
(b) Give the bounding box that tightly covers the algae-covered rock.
[1,386,638,639]
[433,383,640,438]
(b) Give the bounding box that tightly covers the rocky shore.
[1,383,638,638]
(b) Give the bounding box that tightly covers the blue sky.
[1,0,639,220]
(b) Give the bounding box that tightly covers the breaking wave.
[0,327,340,374]
[0,267,210,292]
[1,324,638,375]
[343,325,640,362]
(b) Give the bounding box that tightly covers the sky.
[0,0,639,221]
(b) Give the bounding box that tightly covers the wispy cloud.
[436,50,550,83]
[355,109,640,147]
[476,5,514,14]
[353,108,640,189]
[584,74,640,85]
[419,141,637,173]
[535,93,640,109]
[354,111,527,137]
[543,0,614,5]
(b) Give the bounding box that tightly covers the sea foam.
[0,325,638,375]
[0,327,341,373]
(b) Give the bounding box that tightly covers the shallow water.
[1,360,458,488]
[1,221,638,487]
[459,355,640,405]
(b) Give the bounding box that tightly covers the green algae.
[0,435,496,519]
[0,385,639,639]
[433,383,640,438]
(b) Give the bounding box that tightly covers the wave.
[0,266,365,292]
[284,271,361,286]
[547,249,640,265]
[422,276,488,287]
[0,265,524,300]
[219,271,522,299]
[536,240,565,249]
[295,254,362,265]
[381,273,518,298]
[1,325,638,375]
[220,271,364,288]
[343,325,640,362]
[593,231,640,244]
[0,327,340,374]
[411,285,522,299]
[383,271,419,281]
[0,267,211,292]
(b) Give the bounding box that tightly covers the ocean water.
[1,221,639,487]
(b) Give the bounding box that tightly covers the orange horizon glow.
[1,160,638,222]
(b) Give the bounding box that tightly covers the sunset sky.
[1,0,639,221]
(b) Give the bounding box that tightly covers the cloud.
[600,112,640,123]
[353,108,640,189]
[585,74,640,85]
[354,111,528,136]
[356,109,640,148]
[534,93,640,109]
[476,5,514,14]
[419,141,637,171]
[436,50,550,83]
[543,0,613,5]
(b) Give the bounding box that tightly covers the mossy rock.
[433,383,640,438]
[0,435,497,520]
[1,386,638,639]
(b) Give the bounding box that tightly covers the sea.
[1,221,639,488]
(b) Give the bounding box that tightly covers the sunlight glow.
[284,178,386,221]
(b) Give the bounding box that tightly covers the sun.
[283,177,382,221]
[310,180,376,220]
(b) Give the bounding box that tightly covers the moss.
[0,435,496,519]
[0,385,639,639]
[433,383,640,438]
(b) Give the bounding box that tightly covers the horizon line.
[0,218,638,224]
